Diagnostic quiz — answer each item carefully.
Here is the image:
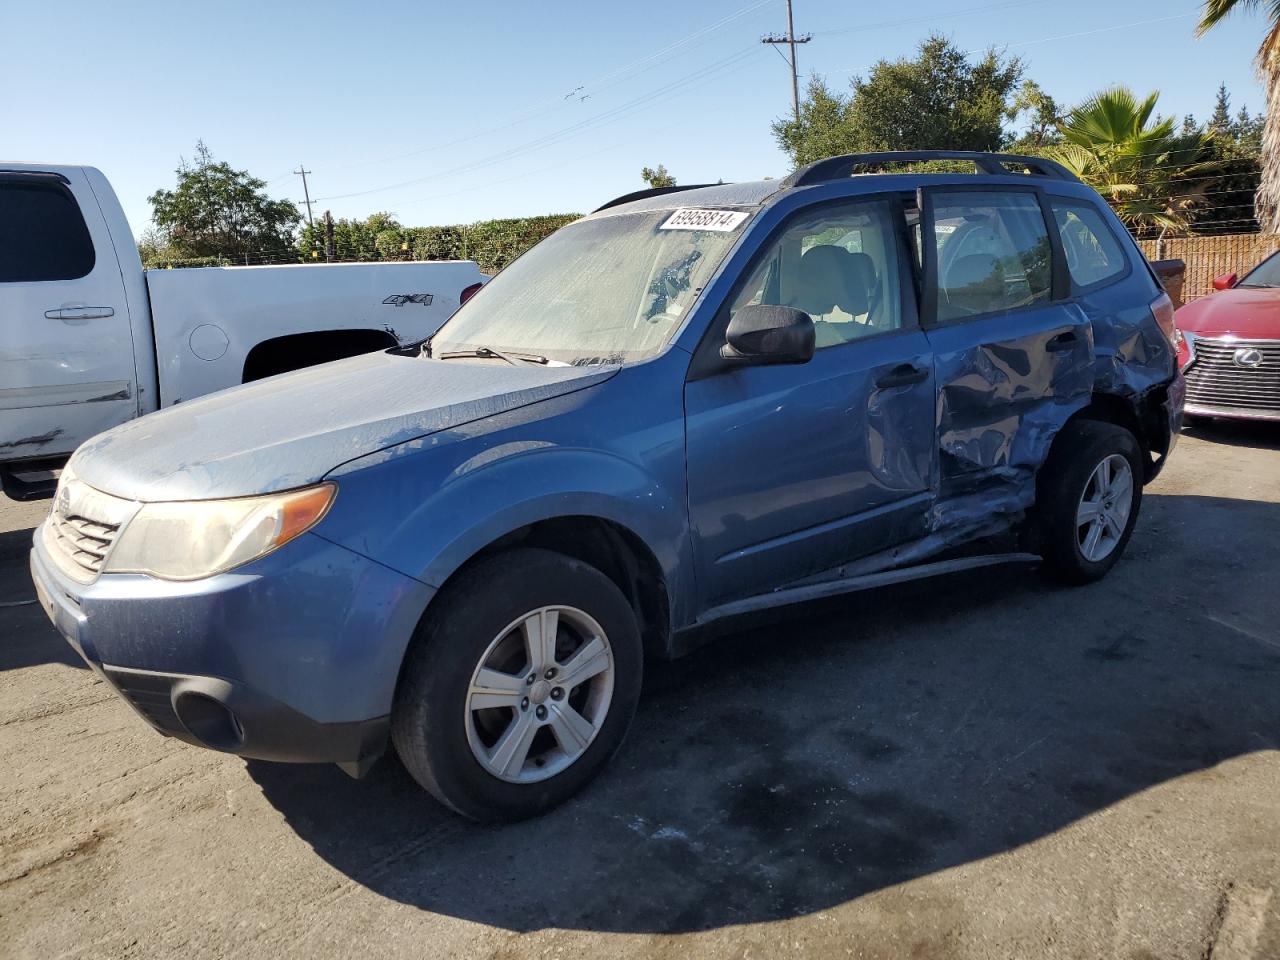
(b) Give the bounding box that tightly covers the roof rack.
[592,183,719,214]
[779,151,1079,189]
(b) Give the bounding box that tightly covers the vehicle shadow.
[0,525,86,672]
[248,492,1280,934]
[1183,417,1280,451]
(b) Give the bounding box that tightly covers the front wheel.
[391,548,643,822]
[1034,421,1144,584]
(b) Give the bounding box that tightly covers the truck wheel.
[1034,421,1144,585]
[392,548,642,822]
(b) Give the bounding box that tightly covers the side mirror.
[1213,272,1238,291]
[720,304,815,366]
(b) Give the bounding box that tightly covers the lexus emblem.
[1233,347,1264,368]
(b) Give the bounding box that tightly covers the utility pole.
[762,0,811,122]
[294,165,315,230]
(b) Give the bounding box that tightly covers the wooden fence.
[1137,233,1280,301]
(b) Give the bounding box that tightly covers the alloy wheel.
[1076,453,1134,563]
[464,605,615,784]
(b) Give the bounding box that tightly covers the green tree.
[773,36,1024,166]
[298,211,402,262]
[147,142,301,263]
[1047,88,1219,235]
[1233,104,1265,152]
[1197,1,1280,230]
[1007,80,1063,150]
[1210,82,1233,134]
[641,164,676,188]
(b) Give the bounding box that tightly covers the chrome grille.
[1185,337,1280,411]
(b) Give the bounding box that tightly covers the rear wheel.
[392,548,642,821]
[1034,421,1144,584]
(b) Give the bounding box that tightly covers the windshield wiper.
[437,346,549,366]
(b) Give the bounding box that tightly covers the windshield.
[1238,251,1280,288]
[429,208,751,365]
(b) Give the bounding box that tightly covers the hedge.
[407,214,581,273]
[151,213,584,272]
[142,255,233,270]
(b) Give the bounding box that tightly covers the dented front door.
[685,330,937,608]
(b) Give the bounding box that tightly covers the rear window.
[0,179,95,282]
[929,190,1053,322]
[1050,199,1126,288]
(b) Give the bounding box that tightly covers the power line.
[814,0,1050,38]
[762,0,811,122]
[822,9,1198,77]
[313,0,774,178]
[995,11,1198,50]
[312,46,763,203]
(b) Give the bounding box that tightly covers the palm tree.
[1197,1,1280,231]
[1047,88,1217,236]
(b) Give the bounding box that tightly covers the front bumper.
[30,527,434,772]
[1184,401,1280,423]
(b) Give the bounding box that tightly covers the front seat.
[846,251,882,324]
[790,246,872,348]
[790,246,870,316]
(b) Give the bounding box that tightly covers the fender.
[428,458,691,624]
[320,361,697,631]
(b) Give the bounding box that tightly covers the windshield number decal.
[660,208,749,232]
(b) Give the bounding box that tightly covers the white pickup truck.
[0,162,486,499]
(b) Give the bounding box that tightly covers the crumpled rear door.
[917,185,1095,533]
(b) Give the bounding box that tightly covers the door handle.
[875,363,929,389]
[1045,331,1078,352]
[45,306,115,320]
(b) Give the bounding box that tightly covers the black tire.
[1033,420,1144,585]
[391,547,643,822]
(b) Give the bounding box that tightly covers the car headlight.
[103,483,337,580]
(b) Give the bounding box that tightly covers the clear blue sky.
[0,0,1266,238]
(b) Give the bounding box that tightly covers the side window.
[929,191,1052,322]
[730,198,903,350]
[0,180,96,283]
[1050,199,1126,288]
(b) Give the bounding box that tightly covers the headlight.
[1177,328,1196,369]
[103,483,336,580]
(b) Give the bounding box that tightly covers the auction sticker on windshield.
[660,208,750,232]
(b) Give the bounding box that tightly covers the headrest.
[947,254,1004,290]
[791,245,870,317]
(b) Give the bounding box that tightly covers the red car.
[1175,252,1280,422]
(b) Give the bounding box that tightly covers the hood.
[1175,288,1280,339]
[71,351,615,501]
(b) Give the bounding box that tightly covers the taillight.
[1150,292,1176,344]
[459,281,483,306]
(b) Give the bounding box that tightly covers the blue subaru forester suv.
[32,152,1183,821]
